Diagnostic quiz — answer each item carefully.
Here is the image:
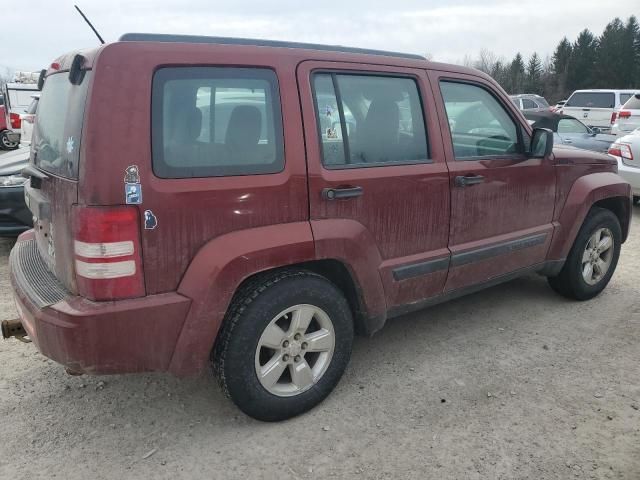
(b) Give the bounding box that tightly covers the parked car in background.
[5,34,631,422]
[611,93,640,136]
[562,89,638,132]
[1,82,39,145]
[509,94,550,111]
[0,146,31,235]
[19,94,39,146]
[551,100,566,112]
[608,129,640,203]
[524,111,617,153]
[0,94,19,150]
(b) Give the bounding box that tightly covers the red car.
[0,98,19,150]
[5,35,632,421]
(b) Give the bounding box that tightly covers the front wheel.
[212,270,354,421]
[548,207,621,300]
[0,131,19,150]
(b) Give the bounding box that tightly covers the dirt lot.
[0,211,639,479]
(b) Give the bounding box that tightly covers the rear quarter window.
[565,92,615,109]
[622,94,640,110]
[151,67,284,178]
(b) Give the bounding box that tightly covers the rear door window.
[565,92,615,108]
[311,73,429,168]
[522,99,537,110]
[152,67,284,178]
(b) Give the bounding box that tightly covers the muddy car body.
[6,34,632,421]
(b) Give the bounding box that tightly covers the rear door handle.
[454,175,484,187]
[322,186,363,200]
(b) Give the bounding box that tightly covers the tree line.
[463,16,640,104]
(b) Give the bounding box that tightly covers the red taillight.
[618,110,631,119]
[608,143,633,161]
[610,112,617,124]
[50,62,60,70]
[9,112,21,129]
[72,206,145,301]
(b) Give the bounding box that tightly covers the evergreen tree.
[622,16,640,87]
[551,37,573,100]
[595,18,626,87]
[509,53,526,93]
[567,29,598,91]
[526,53,543,94]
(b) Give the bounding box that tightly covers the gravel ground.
[0,210,639,479]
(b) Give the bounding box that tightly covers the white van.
[562,89,638,132]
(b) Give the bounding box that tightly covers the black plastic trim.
[388,261,552,318]
[392,257,450,281]
[451,233,548,267]
[119,33,426,60]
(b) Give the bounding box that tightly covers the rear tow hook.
[1,319,31,343]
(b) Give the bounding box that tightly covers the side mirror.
[591,127,602,135]
[530,127,554,158]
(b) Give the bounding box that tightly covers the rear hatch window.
[565,92,614,109]
[33,71,91,179]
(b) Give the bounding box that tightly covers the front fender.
[168,221,315,376]
[548,172,631,260]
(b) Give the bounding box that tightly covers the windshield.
[34,71,91,179]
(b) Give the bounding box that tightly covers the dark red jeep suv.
[4,34,631,421]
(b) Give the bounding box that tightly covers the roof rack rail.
[119,33,426,61]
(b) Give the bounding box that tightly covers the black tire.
[547,207,621,300]
[212,270,354,422]
[0,131,19,150]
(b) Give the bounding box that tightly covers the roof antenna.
[74,5,105,44]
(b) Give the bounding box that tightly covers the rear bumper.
[0,185,31,236]
[9,231,192,374]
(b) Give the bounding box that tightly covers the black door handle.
[322,186,363,200]
[454,175,485,187]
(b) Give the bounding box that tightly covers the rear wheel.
[0,131,19,150]
[212,270,354,421]
[547,207,621,300]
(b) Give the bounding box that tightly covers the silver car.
[608,129,640,202]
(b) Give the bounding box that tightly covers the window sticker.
[144,210,158,230]
[66,136,75,154]
[124,165,140,183]
[125,183,142,204]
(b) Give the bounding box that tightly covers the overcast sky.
[2,0,639,72]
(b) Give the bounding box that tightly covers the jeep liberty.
[4,34,631,421]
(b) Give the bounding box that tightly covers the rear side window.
[557,118,589,134]
[565,92,614,108]
[619,93,634,105]
[440,81,520,159]
[312,73,429,168]
[152,67,284,178]
[622,94,640,110]
[34,72,91,179]
[522,99,537,109]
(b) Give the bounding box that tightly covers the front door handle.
[454,175,484,187]
[322,186,363,200]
